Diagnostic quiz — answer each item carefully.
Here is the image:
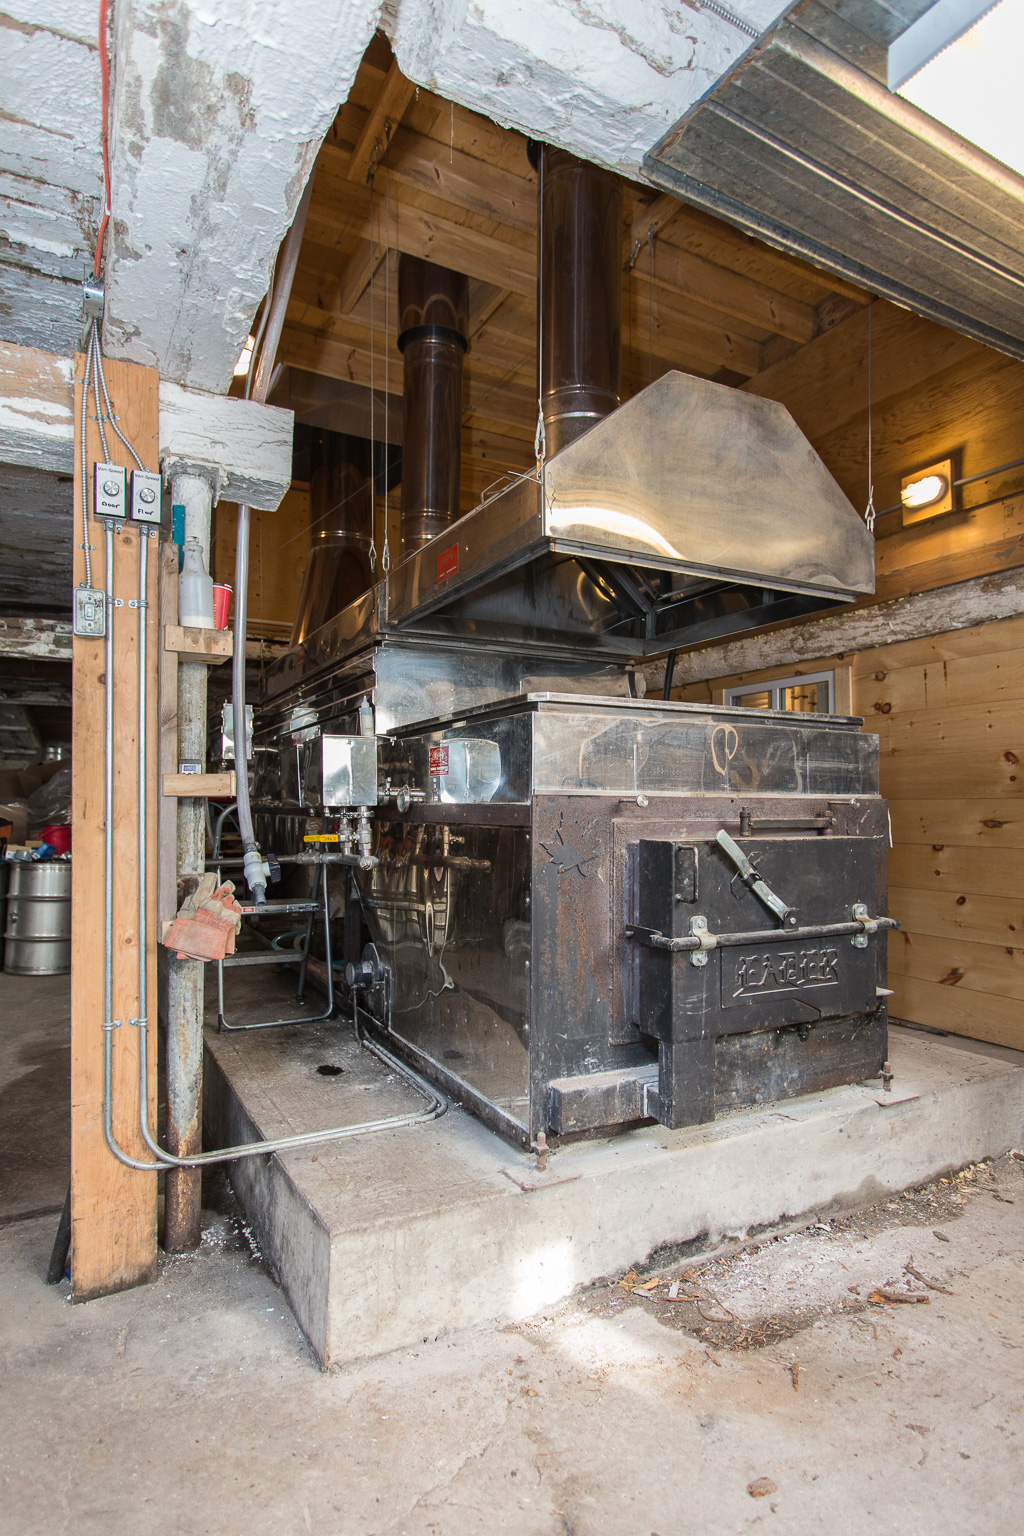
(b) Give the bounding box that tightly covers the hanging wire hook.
[534,145,547,472]
[382,169,392,577]
[368,172,378,574]
[864,298,877,534]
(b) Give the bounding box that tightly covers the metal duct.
[291,430,375,645]
[397,256,469,554]
[531,144,623,456]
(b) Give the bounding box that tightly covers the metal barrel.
[0,861,8,970]
[3,861,72,975]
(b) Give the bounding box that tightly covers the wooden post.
[70,353,160,1299]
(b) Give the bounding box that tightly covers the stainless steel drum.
[0,861,8,970]
[3,861,71,975]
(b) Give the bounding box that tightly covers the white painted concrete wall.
[3,0,789,388]
[102,0,381,392]
[384,0,789,177]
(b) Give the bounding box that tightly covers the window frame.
[723,669,837,715]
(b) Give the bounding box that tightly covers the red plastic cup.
[212,583,232,630]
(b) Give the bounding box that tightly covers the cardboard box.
[0,760,65,801]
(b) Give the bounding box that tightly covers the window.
[724,670,836,715]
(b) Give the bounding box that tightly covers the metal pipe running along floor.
[203,1019,1024,1368]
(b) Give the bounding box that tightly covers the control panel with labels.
[93,462,126,521]
[130,468,162,525]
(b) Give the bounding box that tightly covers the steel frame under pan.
[216,866,335,1031]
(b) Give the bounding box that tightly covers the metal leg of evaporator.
[216,865,335,1031]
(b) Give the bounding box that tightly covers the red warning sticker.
[428,744,449,777]
[437,544,459,581]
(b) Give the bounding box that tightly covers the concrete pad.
[204,1019,1024,1368]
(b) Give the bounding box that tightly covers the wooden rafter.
[282,42,882,476]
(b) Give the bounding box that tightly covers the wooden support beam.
[322,126,537,233]
[334,235,386,313]
[647,243,817,344]
[0,340,74,473]
[348,61,417,186]
[0,617,73,661]
[306,204,535,297]
[626,193,682,263]
[71,353,159,1300]
[648,567,1024,692]
[743,301,984,443]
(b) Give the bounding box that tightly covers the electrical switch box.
[73,584,106,638]
[93,462,126,521]
[130,468,162,525]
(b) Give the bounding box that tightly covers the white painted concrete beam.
[159,381,293,511]
[103,0,382,394]
[384,0,789,179]
[0,340,74,473]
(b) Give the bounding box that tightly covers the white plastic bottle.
[178,538,215,628]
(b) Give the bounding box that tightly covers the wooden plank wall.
[671,614,1024,1052]
[744,300,1024,606]
[211,485,311,642]
[70,354,159,1297]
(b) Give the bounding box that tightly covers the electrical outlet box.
[93,462,126,521]
[73,584,106,638]
[130,468,162,525]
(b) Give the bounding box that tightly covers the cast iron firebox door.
[632,835,888,1127]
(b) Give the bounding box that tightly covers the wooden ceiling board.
[280,38,894,528]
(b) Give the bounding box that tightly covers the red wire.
[93,0,111,276]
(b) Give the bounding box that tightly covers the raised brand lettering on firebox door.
[725,945,840,1001]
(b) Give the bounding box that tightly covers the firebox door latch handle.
[715,829,796,927]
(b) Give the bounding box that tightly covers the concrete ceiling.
[2,0,788,393]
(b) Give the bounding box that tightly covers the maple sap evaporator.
[241,156,892,1147]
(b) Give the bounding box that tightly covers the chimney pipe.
[397,255,469,554]
[531,144,623,457]
[290,430,375,645]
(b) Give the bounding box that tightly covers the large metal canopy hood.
[386,369,874,654]
[642,0,1024,361]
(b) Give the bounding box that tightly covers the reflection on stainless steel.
[545,505,681,560]
[291,431,375,645]
[536,146,622,457]
[383,370,873,644]
[357,823,532,1128]
[397,255,469,555]
[253,305,886,1148]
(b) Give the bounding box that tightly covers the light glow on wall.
[233,334,255,377]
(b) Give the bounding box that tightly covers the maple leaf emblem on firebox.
[539,822,598,878]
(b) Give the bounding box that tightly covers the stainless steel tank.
[3,861,72,975]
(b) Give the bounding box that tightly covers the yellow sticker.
[303,833,340,843]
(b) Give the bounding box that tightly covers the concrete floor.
[2,972,1022,1534]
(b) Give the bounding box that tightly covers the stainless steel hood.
[386,369,874,648]
[263,369,874,710]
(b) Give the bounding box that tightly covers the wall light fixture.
[900,457,955,524]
